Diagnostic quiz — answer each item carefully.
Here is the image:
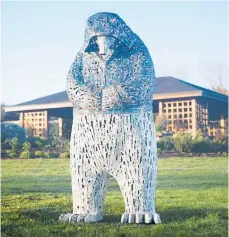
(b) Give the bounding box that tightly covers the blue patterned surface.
[67,12,156,113]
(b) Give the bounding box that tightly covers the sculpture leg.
[116,165,160,224]
[115,112,160,224]
[59,169,108,223]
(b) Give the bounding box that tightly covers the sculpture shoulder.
[129,36,153,66]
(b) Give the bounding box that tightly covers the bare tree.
[200,62,228,95]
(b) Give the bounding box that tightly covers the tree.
[1,123,26,144]
[211,84,228,95]
[155,114,167,133]
[201,62,228,95]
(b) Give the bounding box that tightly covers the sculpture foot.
[59,213,103,223]
[121,212,161,224]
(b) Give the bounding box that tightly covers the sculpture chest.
[83,53,131,90]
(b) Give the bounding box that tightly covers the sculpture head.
[84,12,136,58]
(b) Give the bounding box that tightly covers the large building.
[4,77,228,139]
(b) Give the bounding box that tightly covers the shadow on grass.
[10,206,227,224]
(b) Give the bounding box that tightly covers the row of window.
[167,114,193,119]
[163,101,192,107]
[167,125,193,130]
[25,118,45,122]
[164,107,192,113]
[167,119,192,125]
[25,112,45,116]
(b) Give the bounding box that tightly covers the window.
[168,103,171,107]
[168,115,172,119]
[173,103,177,107]
[189,114,192,117]
[173,109,177,112]
[174,114,177,119]
[189,101,192,106]
[184,108,187,112]
[184,114,188,118]
[168,109,171,113]
[184,102,187,106]
[189,108,192,111]
[179,108,182,112]
[179,114,182,118]
[178,102,182,106]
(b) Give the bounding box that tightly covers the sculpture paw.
[121,212,161,224]
[59,213,103,223]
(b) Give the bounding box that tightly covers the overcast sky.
[1,1,228,105]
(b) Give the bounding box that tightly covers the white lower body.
[59,111,160,224]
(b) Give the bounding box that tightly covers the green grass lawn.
[1,157,228,237]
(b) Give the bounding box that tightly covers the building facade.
[4,77,228,138]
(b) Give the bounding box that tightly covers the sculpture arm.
[102,51,155,111]
[66,52,101,110]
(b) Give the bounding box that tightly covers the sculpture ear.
[85,37,99,53]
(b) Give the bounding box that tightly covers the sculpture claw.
[120,212,161,224]
[59,213,103,223]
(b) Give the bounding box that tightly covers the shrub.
[157,148,162,153]
[192,140,211,153]
[211,134,228,153]
[27,136,48,148]
[22,142,31,151]
[19,151,30,159]
[44,152,51,158]
[5,150,17,158]
[2,139,11,149]
[8,137,19,150]
[48,124,69,151]
[34,151,44,158]
[173,132,192,153]
[35,140,43,148]
[44,144,52,150]
[157,136,174,151]
[1,123,26,145]
[191,131,211,153]
[43,152,58,158]
[59,152,70,159]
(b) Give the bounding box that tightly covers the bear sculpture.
[59,12,161,224]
